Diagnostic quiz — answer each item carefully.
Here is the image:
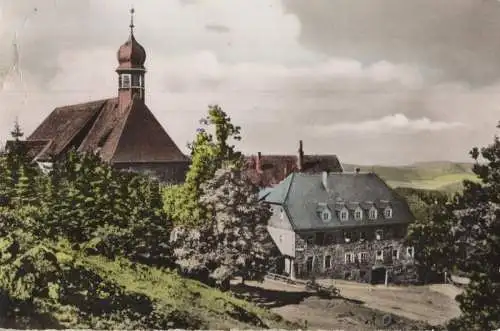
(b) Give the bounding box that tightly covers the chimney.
[297,140,304,172]
[322,171,329,191]
[256,152,262,173]
[355,167,360,174]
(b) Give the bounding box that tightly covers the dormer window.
[354,207,363,221]
[384,206,393,219]
[339,207,349,222]
[120,73,132,88]
[320,209,332,222]
[369,206,378,220]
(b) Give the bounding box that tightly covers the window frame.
[375,250,384,261]
[384,206,393,219]
[406,246,415,259]
[339,207,349,222]
[324,233,334,245]
[369,206,378,220]
[343,231,352,243]
[354,207,363,221]
[131,74,142,88]
[344,252,354,264]
[392,248,400,260]
[358,251,369,263]
[120,73,132,88]
[324,255,332,270]
[359,231,367,241]
[320,208,332,222]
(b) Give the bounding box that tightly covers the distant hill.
[342,161,479,193]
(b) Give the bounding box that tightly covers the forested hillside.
[0,117,293,329]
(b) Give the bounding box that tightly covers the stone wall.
[113,161,190,184]
[293,225,418,284]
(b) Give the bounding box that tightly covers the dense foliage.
[0,127,177,328]
[406,122,500,331]
[163,105,243,227]
[164,105,275,288]
[171,167,274,288]
[45,150,172,266]
[394,187,449,222]
[0,116,284,329]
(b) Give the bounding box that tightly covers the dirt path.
[231,278,461,330]
[316,279,462,325]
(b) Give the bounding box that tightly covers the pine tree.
[408,122,500,330]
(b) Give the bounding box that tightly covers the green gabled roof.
[264,172,295,204]
[264,172,415,231]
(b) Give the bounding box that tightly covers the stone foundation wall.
[293,229,418,284]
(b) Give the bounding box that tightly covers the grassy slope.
[80,255,296,330]
[343,161,479,193]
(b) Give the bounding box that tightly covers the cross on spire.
[129,7,135,34]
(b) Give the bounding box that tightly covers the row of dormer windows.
[319,205,392,223]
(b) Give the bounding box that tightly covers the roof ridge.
[109,98,188,163]
[282,172,295,204]
[77,99,118,154]
[55,99,109,156]
[282,172,298,230]
[107,99,135,160]
[54,97,115,110]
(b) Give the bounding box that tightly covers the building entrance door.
[371,267,386,284]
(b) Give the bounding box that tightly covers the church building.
[15,9,190,184]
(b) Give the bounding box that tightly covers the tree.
[171,167,273,289]
[44,150,173,267]
[163,105,243,227]
[407,122,500,330]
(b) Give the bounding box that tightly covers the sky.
[0,0,499,165]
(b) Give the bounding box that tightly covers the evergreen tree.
[0,156,13,206]
[407,122,500,331]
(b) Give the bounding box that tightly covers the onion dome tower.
[116,8,146,107]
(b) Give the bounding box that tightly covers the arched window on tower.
[132,74,141,88]
[120,74,132,88]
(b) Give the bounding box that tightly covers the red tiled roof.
[244,154,343,188]
[110,97,188,163]
[26,97,188,164]
[28,99,107,157]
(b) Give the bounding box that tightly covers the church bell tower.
[116,8,146,109]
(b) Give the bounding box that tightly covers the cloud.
[283,0,500,86]
[0,0,498,165]
[311,114,465,136]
